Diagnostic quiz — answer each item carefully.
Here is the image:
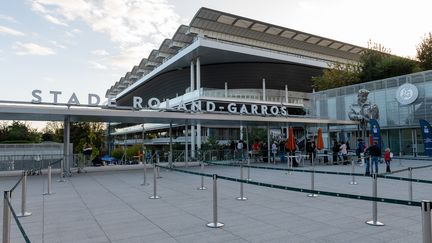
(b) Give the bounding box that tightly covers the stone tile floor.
[1,159,431,242]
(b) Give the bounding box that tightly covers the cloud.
[30,0,181,70]
[13,42,56,55]
[88,61,108,70]
[91,49,109,56]
[0,14,19,23]
[49,40,66,49]
[0,25,25,36]
[43,14,68,26]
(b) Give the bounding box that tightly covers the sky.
[0,0,431,129]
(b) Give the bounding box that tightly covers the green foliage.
[201,137,220,150]
[313,40,421,91]
[112,147,124,160]
[0,121,41,143]
[126,144,141,159]
[312,62,361,91]
[417,32,432,70]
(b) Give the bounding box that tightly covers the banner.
[368,119,381,149]
[419,119,432,157]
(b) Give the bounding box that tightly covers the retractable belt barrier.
[205,161,432,185]
[3,172,31,243]
[157,164,421,207]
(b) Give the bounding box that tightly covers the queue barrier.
[3,172,31,243]
[155,163,432,241]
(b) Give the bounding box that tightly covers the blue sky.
[0,0,431,128]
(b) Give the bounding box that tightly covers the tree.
[417,32,432,70]
[312,62,361,91]
[0,121,40,143]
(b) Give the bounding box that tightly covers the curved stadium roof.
[106,7,366,99]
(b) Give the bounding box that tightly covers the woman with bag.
[384,147,392,173]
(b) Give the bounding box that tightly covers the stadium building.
[105,7,368,157]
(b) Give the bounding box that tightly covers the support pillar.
[196,57,201,92]
[190,61,195,92]
[262,78,266,101]
[191,125,196,159]
[285,85,289,103]
[63,116,70,177]
[169,122,173,167]
[185,122,188,167]
[197,123,202,152]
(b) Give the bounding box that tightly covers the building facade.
[314,70,432,156]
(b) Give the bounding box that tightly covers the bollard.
[58,159,66,182]
[149,165,160,199]
[421,200,432,243]
[43,166,53,195]
[197,161,207,190]
[408,167,413,201]
[307,167,318,197]
[206,174,224,228]
[3,191,11,243]
[366,174,384,226]
[141,162,149,186]
[349,159,358,185]
[246,156,251,181]
[17,172,32,217]
[236,165,247,201]
[287,155,292,175]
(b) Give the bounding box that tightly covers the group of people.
[230,139,292,164]
[362,140,393,175]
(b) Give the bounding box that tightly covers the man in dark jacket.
[365,141,381,175]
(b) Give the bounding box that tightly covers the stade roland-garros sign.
[30,90,291,117]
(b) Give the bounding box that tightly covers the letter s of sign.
[32,90,42,103]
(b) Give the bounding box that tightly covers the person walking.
[271,141,278,163]
[340,141,348,165]
[384,147,392,173]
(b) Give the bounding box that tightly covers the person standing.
[271,141,278,163]
[366,141,381,175]
[340,142,348,165]
[332,140,339,164]
[384,147,392,173]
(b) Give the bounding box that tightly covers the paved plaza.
[1,159,432,243]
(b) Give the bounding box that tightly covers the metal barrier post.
[43,166,53,195]
[58,159,66,182]
[149,165,160,199]
[206,174,224,228]
[197,161,207,190]
[366,174,384,226]
[236,165,247,201]
[17,172,31,217]
[3,191,11,243]
[246,155,251,181]
[286,155,292,175]
[307,167,318,197]
[141,162,149,186]
[349,159,358,185]
[409,167,413,201]
[421,200,432,243]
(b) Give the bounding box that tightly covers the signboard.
[419,119,432,157]
[396,83,418,105]
[369,119,381,149]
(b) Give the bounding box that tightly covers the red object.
[369,135,373,147]
[316,128,324,150]
[285,127,296,151]
[384,150,391,161]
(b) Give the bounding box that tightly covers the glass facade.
[314,70,432,156]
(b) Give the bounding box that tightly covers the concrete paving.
[1,158,432,243]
